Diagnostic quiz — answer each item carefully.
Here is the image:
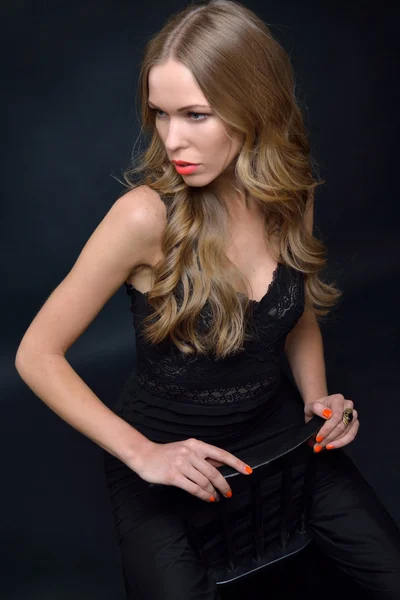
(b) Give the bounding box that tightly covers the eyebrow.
[148,101,211,112]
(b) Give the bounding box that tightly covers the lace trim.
[124,268,305,401]
[134,371,280,405]
[125,262,281,306]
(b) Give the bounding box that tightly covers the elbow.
[15,345,32,376]
[15,343,63,377]
[15,332,35,373]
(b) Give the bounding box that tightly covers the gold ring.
[342,408,354,427]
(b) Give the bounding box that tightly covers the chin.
[185,175,216,187]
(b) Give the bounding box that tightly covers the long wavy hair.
[117,0,342,359]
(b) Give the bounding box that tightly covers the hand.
[134,438,253,502]
[304,393,359,452]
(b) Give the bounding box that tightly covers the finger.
[314,413,359,453]
[307,394,349,420]
[314,398,354,443]
[317,407,358,446]
[205,458,225,468]
[322,408,358,446]
[305,401,336,439]
[171,472,220,503]
[191,456,232,498]
[193,439,253,475]
[181,462,221,500]
[324,419,360,450]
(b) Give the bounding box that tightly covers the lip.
[174,163,200,175]
[171,160,199,166]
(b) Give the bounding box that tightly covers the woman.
[15,1,400,598]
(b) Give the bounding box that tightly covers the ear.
[304,188,315,236]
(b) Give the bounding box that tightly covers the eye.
[188,112,207,121]
[151,109,208,122]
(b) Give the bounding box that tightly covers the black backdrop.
[2,1,399,598]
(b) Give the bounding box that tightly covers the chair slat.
[250,471,264,561]
[217,496,237,571]
[279,462,293,549]
[298,453,317,534]
[178,423,324,587]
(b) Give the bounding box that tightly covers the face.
[148,59,244,197]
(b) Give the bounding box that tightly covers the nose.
[163,119,189,154]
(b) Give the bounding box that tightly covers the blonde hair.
[118,0,342,358]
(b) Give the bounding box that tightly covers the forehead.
[148,61,208,105]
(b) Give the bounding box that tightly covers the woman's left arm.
[284,308,328,405]
[283,190,360,452]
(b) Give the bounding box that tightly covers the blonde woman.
[16,1,400,598]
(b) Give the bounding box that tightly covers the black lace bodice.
[123,263,305,407]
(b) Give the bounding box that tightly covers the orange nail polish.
[314,444,323,453]
[209,496,215,502]
[322,409,332,418]
[326,444,335,450]
[245,465,253,474]
[316,435,324,443]
[225,490,233,498]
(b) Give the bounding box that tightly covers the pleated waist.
[114,372,283,446]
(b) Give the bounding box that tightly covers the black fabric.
[103,264,400,598]
[106,449,400,599]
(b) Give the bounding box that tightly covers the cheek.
[203,128,234,160]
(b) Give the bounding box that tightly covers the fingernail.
[225,490,233,498]
[314,444,323,453]
[326,444,335,450]
[322,409,332,419]
[245,465,253,474]
[209,496,216,502]
[316,435,324,443]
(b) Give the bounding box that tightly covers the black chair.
[179,415,324,590]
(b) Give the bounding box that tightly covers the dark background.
[2,1,399,598]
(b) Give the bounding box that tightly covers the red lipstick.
[172,160,200,175]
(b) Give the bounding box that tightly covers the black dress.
[103,263,400,599]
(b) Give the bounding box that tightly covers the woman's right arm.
[15,185,252,501]
[15,185,164,472]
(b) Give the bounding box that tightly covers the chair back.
[180,415,324,586]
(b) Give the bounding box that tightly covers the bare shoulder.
[114,184,167,270]
[109,184,165,252]
[15,184,166,359]
[116,184,166,235]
